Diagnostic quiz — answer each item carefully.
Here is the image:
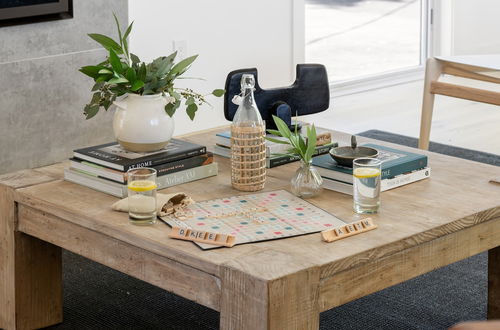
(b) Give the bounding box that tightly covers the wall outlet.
[172,40,188,60]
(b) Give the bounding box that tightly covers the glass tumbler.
[352,158,382,214]
[127,168,157,225]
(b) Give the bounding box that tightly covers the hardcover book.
[216,128,332,157]
[213,143,336,168]
[312,143,428,183]
[64,162,218,198]
[322,167,431,195]
[73,139,206,171]
[70,152,214,184]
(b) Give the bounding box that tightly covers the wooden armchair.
[418,55,500,150]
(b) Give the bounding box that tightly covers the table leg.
[220,264,320,330]
[489,246,500,319]
[0,186,62,330]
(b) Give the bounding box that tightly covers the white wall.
[434,0,500,56]
[129,0,304,136]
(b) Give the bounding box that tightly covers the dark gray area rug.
[44,130,498,330]
[360,130,499,166]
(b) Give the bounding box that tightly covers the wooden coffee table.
[1,128,499,330]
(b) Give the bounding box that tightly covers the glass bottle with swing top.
[230,74,266,191]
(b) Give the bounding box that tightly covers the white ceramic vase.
[113,93,175,152]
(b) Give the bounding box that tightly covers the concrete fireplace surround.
[0,0,127,174]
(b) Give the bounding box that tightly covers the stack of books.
[64,139,218,197]
[213,128,337,168]
[312,143,430,195]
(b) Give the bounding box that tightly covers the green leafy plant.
[79,14,225,120]
[265,115,317,163]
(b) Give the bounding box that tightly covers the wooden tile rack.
[169,227,236,247]
[321,218,377,243]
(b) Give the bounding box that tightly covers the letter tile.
[346,224,355,233]
[354,222,363,231]
[362,219,373,228]
[334,228,345,236]
[216,234,228,243]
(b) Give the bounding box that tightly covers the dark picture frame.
[0,0,73,27]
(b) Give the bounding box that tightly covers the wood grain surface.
[419,57,443,150]
[0,169,62,330]
[12,128,500,280]
[221,250,320,330]
[2,126,500,329]
[431,81,500,106]
[319,217,500,312]
[18,204,221,311]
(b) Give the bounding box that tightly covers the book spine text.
[268,144,332,168]
[154,153,213,177]
[125,147,207,171]
[156,162,218,188]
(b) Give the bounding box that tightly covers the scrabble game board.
[161,190,346,249]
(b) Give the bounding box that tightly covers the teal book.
[312,143,428,183]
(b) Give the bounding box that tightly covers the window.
[305,0,430,94]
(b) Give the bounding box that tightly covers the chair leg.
[418,58,442,150]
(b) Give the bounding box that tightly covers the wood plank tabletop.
[12,127,500,281]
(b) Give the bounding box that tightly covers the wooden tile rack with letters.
[321,218,377,243]
[169,227,236,247]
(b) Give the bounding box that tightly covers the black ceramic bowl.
[329,146,379,167]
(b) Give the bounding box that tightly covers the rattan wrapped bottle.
[230,74,266,191]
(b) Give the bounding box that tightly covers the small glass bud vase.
[290,160,323,198]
